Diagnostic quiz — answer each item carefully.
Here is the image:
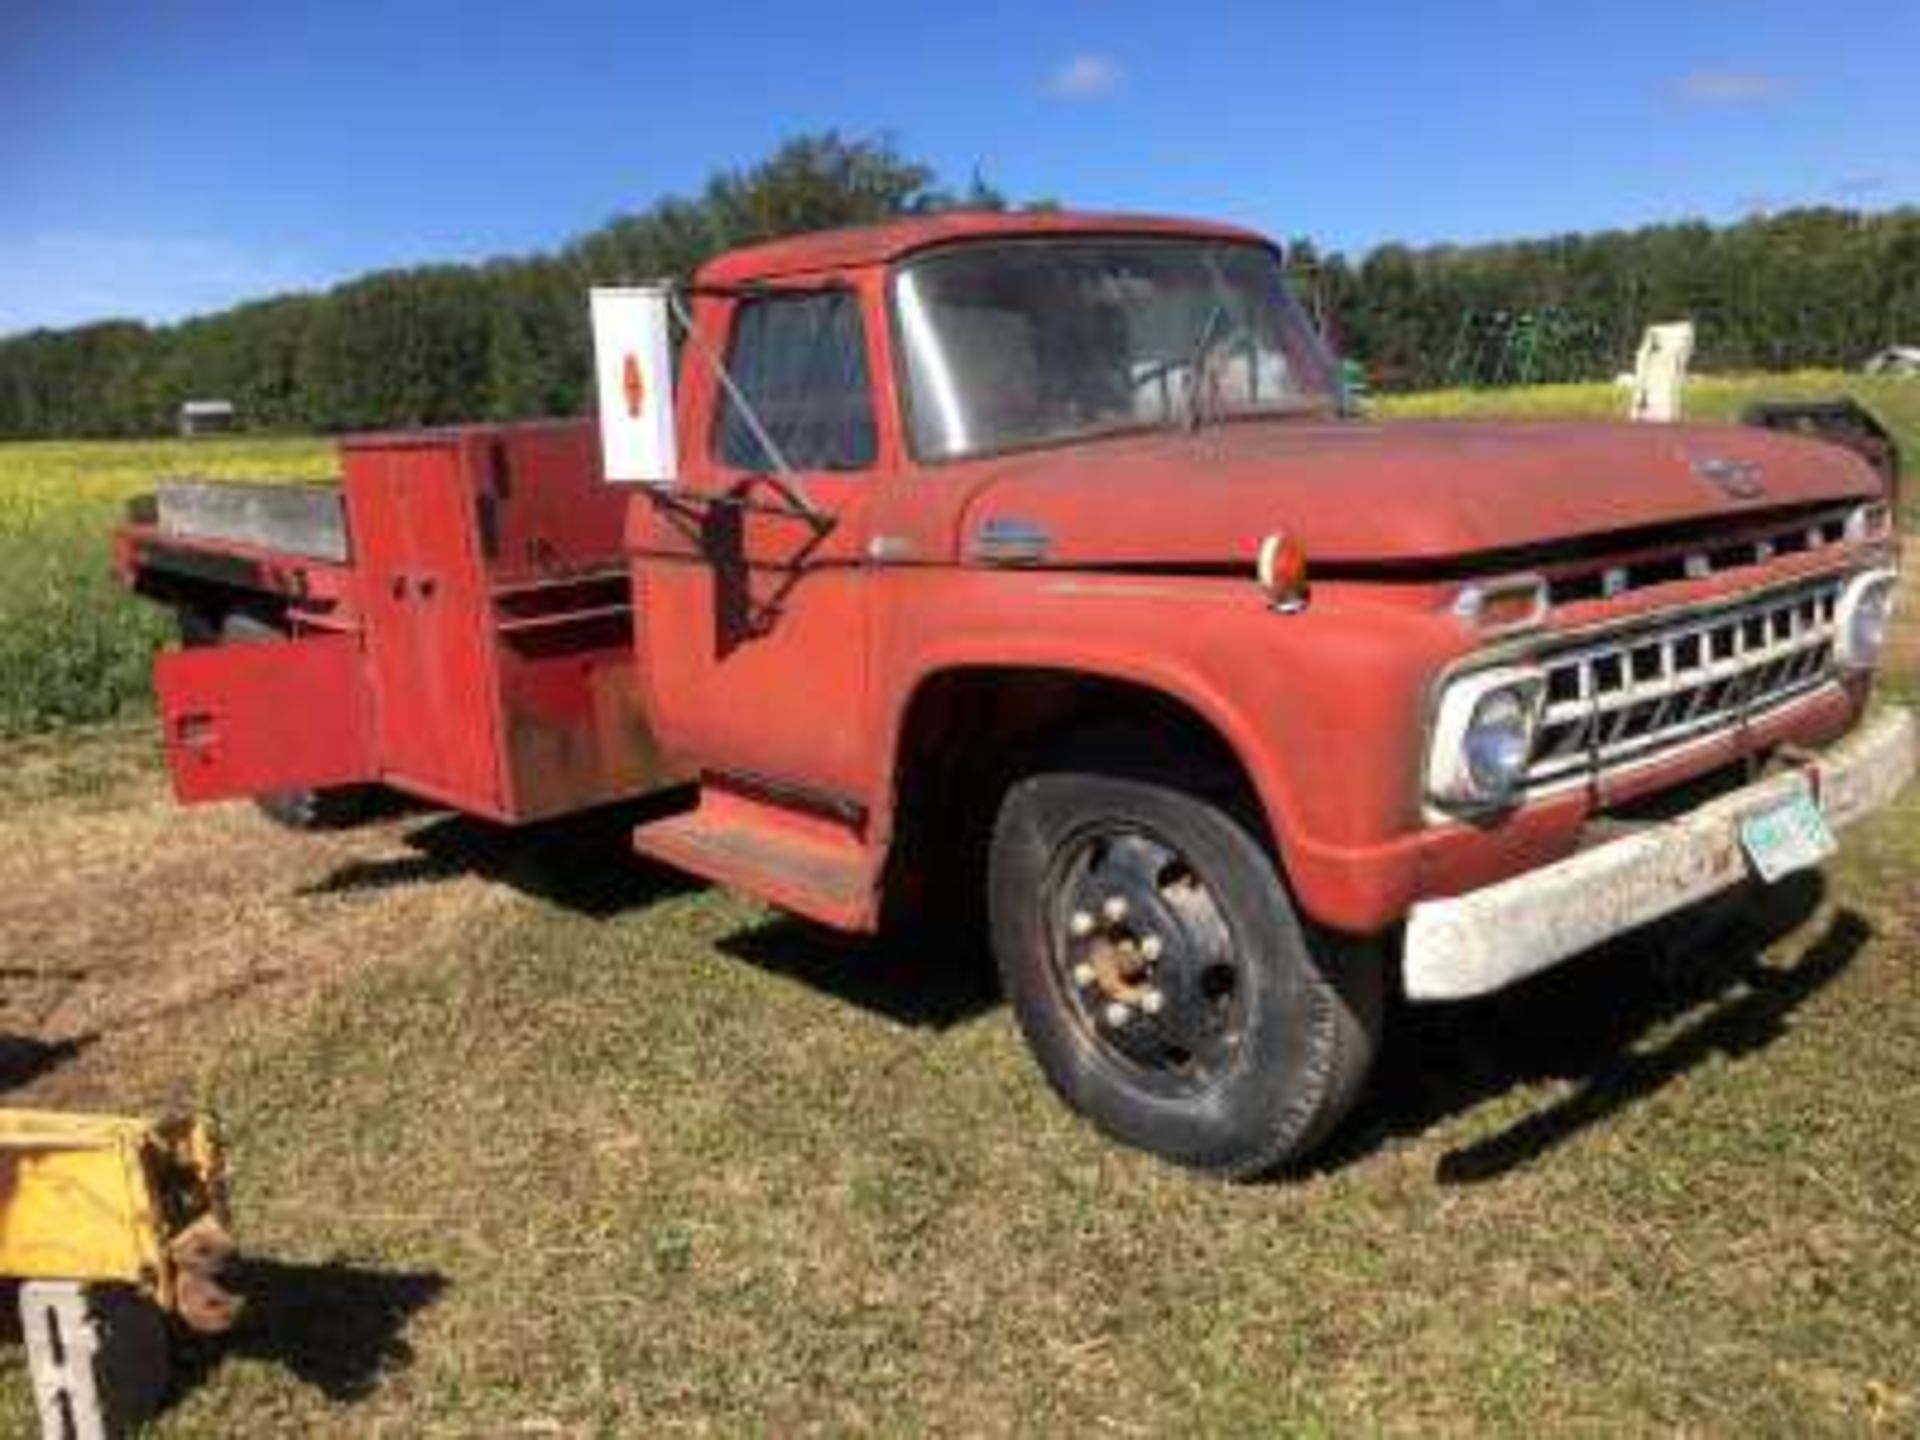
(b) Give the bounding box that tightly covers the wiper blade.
[1182,302,1228,434]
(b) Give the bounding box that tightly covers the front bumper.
[1402,706,1917,1001]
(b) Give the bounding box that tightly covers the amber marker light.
[1256,531,1310,612]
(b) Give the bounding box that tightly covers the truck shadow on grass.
[306,807,1866,1179]
[1324,871,1870,1183]
[306,803,1000,1029]
[169,1256,447,1409]
[301,792,703,919]
[717,918,1002,1031]
[713,879,1869,1182]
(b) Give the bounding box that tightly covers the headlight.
[1835,568,1898,671]
[1428,666,1546,810]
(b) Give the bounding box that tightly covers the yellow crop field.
[0,436,332,735]
[1,372,1911,738]
[0,436,331,534]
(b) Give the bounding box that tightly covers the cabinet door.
[347,444,504,811]
[156,633,374,803]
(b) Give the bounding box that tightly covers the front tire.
[989,767,1379,1178]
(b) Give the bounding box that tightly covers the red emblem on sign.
[622,354,646,419]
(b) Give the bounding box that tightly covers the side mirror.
[590,287,679,485]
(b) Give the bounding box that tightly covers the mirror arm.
[665,289,829,530]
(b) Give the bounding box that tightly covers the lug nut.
[1102,895,1129,923]
[1069,910,1095,937]
[1071,962,1096,988]
[1103,1001,1133,1028]
[1140,988,1166,1016]
[1138,934,1163,962]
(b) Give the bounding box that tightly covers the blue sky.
[2,0,1914,336]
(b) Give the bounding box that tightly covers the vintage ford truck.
[114,211,1914,1176]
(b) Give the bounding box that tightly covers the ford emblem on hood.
[1690,454,1767,500]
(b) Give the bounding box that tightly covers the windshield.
[892,238,1339,462]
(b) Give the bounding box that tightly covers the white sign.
[1628,321,1696,424]
[590,287,678,484]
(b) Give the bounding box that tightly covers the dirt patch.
[0,741,512,1110]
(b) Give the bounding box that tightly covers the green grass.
[6,737,1914,1434]
[0,436,330,737]
[2,397,1917,1432]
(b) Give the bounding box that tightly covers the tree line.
[0,134,1004,440]
[1298,206,1920,391]
[1,131,1915,439]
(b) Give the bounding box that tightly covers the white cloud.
[0,233,320,336]
[1675,69,1784,105]
[1048,53,1125,100]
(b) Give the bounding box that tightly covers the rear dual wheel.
[175,607,375,830]
[989,765,1380,1178]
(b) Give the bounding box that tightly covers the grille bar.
[1543,507,1854,606]
[1527,577,1842,786]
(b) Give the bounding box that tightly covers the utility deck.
[117,421,678,825]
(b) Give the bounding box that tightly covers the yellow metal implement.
[0,1109,238,1332]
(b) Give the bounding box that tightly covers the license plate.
[1739,790,1837,884]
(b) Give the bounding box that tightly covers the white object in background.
[1628,322,1696,423]
[1863,345,1920,377]
[590,287,679,484]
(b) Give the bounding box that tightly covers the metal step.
[633,785,878,931]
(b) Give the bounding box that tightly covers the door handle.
[174,711,218,757]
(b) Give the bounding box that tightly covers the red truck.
[114,211,1914,1176]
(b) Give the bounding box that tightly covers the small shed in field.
[178,399,236,437]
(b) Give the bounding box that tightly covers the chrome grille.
[1527,577,1842,786]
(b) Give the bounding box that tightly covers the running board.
[632,783,880,931]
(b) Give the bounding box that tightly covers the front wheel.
[988,768,1380,1178]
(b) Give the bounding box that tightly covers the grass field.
[2,385,1917,1434]
[0,436,330,737]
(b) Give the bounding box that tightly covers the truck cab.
[118,211,1914,1178]
[621,214,1353,931]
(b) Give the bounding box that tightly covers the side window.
[716,291,877,472]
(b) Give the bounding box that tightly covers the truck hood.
[957,419,1882,570]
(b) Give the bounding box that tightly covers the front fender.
[873,569,1464,933]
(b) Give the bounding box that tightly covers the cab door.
[633,282,883,809]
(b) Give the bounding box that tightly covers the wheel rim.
[1045,824,1250,1095]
